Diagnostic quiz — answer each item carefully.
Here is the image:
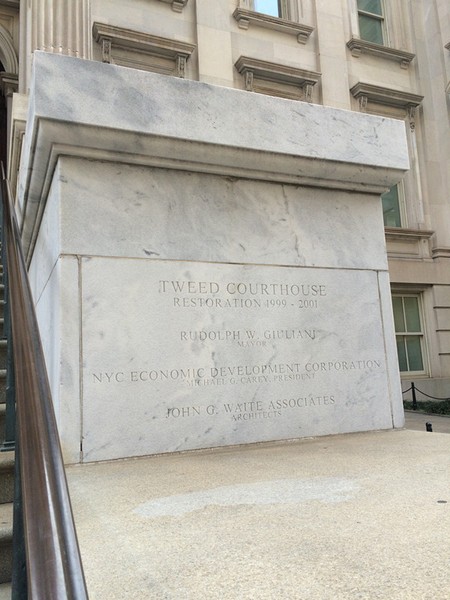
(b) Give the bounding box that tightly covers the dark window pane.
[406,336,424,371]
[359,14,384,44]
[396,337,408,371]
[392,297,405,333]
[254,0,280,17]
[382,185,401,227]
[357,0,383,16]
[404,297,421,332]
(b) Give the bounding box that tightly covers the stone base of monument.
[19,53,407,463]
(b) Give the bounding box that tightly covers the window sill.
[235,55,320,101]
[385,227,434,261]
[385,227,434,241]
[92,22,195,77]
[350,82,423,127]
[158,0,188,12]
[347,36,415,69]
[233,8,313,44]
[431,247,450,259]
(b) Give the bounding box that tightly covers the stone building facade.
[1,0,449,401]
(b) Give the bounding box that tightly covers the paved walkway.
[67,426,450,600]
[404,409,450,434]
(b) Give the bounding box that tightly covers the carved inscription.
[159,279,326,309]
[92,359,381,386]
[83,259,389,459]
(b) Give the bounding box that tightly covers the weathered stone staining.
[22,53,408,462]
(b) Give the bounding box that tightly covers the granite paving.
[67,428,450,599]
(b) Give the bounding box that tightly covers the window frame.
[392,293,427,376]
[382,182,406,228]
[242,0,291,21]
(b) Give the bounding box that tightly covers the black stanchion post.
[411,382,417,410]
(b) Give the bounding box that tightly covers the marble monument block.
[19,53,408,462]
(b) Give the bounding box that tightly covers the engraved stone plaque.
[82,258,393,461]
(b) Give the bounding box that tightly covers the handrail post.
[411,381,417,410]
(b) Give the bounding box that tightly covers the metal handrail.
[1,168,88,599]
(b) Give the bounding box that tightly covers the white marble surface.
[81,258,394,461]
[19,51,409,258]
[32,254,82,463]
[59,158,388,271]
[26,156,403,463]
[18,53,409,462]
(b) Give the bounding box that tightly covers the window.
[382,184,401,227]
[254,0,281,17]
[392,295,425,373]
[357,0,385,45]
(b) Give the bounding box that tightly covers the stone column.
[31,0,90,57]
[0,72,18,155]
[21,0,91,92]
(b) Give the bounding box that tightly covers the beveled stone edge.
[19,121,408,267]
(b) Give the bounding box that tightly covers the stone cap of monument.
[18,51,409,259]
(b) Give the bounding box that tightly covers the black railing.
[1,167,88,599]
[402,381,450,410]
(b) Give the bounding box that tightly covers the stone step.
[0,503,12,584]
[0,404,5,448]
[0,340,6,370]
[0,582,11,600]
[0,452,14,504]
[0,370,6,405]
